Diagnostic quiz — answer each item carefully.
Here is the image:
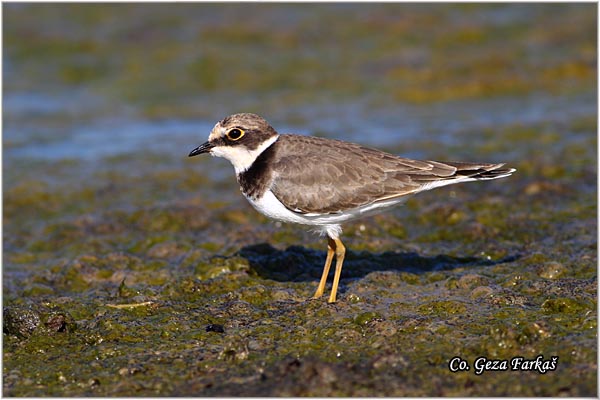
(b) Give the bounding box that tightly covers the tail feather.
[412,161,515,190]
[445,162,516,181]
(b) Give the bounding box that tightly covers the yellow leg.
[327,237,346,303]
[313,237,336,299]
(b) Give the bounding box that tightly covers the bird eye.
[226,128,245,141]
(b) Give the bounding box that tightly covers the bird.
[189,113,515,303]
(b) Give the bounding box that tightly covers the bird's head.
[189,113,279,174]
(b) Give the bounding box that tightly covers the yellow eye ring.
[226,128,245,141]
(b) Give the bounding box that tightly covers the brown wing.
[270,134,480,214]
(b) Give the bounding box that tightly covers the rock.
[3,307,41,338]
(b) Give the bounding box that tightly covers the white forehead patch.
[210,134,279,175]
[208,123,226,142]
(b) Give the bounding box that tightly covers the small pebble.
[206,324,225,333]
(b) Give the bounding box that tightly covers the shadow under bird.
[189,113,515,303]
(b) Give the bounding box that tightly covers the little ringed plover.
[189,113,515,303]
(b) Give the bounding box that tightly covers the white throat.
[210,134,279,174]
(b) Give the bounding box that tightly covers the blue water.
[3,88,595,164]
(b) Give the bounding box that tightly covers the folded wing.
[270,135,513,214]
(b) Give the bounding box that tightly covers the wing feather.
[271,136,419,213]
[269,135,511,214]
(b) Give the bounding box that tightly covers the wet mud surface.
[3,3,597,396]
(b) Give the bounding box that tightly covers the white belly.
[245,189,408,238]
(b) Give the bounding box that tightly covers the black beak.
[188,142,214,157]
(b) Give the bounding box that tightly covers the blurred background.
[4,4,595,169]
[4,3,596,237]
[3,3,597,397]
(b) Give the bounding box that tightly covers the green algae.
[4,4,596,115]
[353,311,383,326]
[541,297,595,315]
[418,300,468,316]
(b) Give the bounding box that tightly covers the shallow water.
[4,89,595,161]
[3,3,597,397]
